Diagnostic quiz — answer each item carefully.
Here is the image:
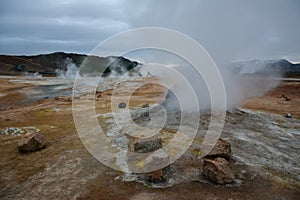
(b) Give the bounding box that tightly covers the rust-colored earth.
[0,77,299,200]
[243,81,300,119]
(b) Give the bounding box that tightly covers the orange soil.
[243,82,300,118]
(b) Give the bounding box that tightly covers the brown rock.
[133,137,162,153]
[205,138,231,160]
[18,133,47,152]
[148,169,165,183]
[202,157,235,184]
[54,96,72,102]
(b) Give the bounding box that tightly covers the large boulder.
[205,138,231,160]
[202,157,235,184]
[18,133,47,152]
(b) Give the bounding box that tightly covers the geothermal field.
[0,53,299,199]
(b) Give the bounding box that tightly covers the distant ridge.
[231,59,300,78]
[0,52,141,76]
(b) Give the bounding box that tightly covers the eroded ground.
[243,81,300,118]
[0,76,299,200]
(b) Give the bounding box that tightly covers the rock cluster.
[1,126,40,137]
[202,139,235,184]
[129,137,167,183]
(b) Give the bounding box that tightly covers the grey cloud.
[0,0,299,63]
[128,0,300,64]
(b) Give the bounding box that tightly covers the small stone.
[18,133,47,152]
[142,104,149,108]
[54,96,72,102]
[285,113,292,118]
[202,157,235,184]
[284,96,291,101]
[118,102,126,109]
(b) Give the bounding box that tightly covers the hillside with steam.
[1,52,299,79]
[0,52,141,77]
[231,59,300,78]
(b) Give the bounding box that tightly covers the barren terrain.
[243,81,300,118]
[0,76,299,200]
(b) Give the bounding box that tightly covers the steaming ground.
[0,75,299,199]
[48,58,284,112]
[139,63,282,112]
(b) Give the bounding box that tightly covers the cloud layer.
[0,0,299,63]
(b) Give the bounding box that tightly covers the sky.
[0,0,300,64]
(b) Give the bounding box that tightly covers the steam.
[107,57,127,77]
[107,57,142,78]
[221,62,281,110]
[140,61,282,112]
[23,72,43,79]
[232,60,284,76]
[55,58,79,79]
[57,56,281,112]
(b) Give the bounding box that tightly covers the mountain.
[231,59,300,78]
[0,52,141,77]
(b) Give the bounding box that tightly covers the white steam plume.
[55,58,79,79]
[140,61,282,112]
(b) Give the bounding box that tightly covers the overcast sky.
[0,0,300,64]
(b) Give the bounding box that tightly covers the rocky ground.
[0,76,299,199]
